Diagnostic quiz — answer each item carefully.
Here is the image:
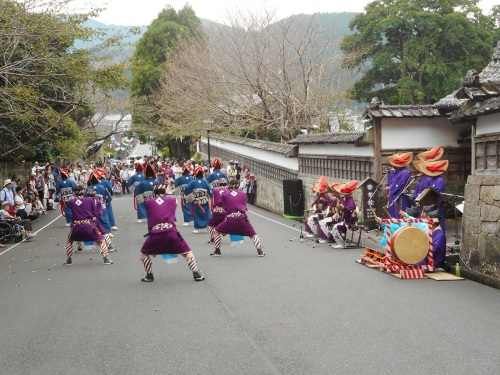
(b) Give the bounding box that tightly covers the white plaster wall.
[476,112,500,136]
[381,118,469,149]
[299,143,374,157]
[201,138,298,171]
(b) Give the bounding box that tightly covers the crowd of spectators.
[0,155,260,247]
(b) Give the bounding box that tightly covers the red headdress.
[212,157,223,169]
[193,166,204,177]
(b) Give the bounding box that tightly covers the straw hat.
[386,152,413,168]
[333,180,358,195]
[417,146,444,162]
[327,181,342,194]
[416,160,449,177]
[3,179,12,186]
[312,176,329,193]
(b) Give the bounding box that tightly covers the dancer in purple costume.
[207,178,228,243]
[139,184,205,282]
[385,151,413,218]
[330,181,358,249]
[183,166,213,233]
[63,186,113,266]
[174,164,194,226]
[210,179,264,257]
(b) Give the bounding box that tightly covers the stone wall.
[0,162,34,184]
[461,175,500,277]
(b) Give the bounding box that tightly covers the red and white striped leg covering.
[186,256,199,272]
[208,226,215,238]
[66,242,74,258]
[142,257,153,274]
[99,241,108,257]
[252,235,262,249]
[214,231,222,249]
[104,234,111,247]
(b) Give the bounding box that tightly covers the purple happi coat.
[416,227,446,268]
[387,167,411,218]
[140,195,191,255]
[335,195,356,234]
[67,197,104,242]
[215,188,256,237]
[304,193,332,233]
[413,175,446,233]
[208,186,227,228]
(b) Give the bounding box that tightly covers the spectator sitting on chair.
[0,201,35,239]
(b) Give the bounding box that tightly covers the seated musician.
[305,176,331,238]
[399,207,446,269]
[316,182,342,243]
[329,180,358,249]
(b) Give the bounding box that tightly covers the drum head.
[392,226,428,265]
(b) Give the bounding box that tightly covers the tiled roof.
[479,41,500,84]
[211,135,297,155]
[288,132,365,144]
[450,97,500,122]
[363,105,441,119]
[434,90,468,109]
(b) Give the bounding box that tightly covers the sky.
[84,0,499,26]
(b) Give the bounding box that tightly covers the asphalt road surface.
[1,196,499,375]
[129,142,151,158]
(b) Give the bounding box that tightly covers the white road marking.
[0,214,63,256]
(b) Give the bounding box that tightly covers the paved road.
[129,142,152,158]
[1,196,499,375]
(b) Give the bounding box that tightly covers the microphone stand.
[387,174,419,210]
[441,193,464,246]
[368,170,389,235]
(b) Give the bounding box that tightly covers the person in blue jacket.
[55,168,76,226]
[174,164,194,226]
[96,168,118,231]
[205,157,227,188]
[184,166,213,234]
[133,161,157,223]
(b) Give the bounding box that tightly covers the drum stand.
[442,193,464,245]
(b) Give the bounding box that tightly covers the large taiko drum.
[391,226,428,265]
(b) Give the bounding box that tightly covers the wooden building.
[448,41,500,276]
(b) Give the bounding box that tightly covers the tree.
[0,0,131,161]
[154,10,358,143]
[130,4,203,157]
[341,0,498,105]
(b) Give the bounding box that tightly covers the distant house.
[447,41,500,276]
